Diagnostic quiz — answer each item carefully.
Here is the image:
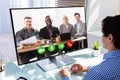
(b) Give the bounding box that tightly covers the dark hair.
[74,12,80,17]
[45,15,51,19]
[102,15,120,48]
[45,15,53,22]
[24,16,32,20]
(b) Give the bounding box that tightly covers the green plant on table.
[92,41,99,50]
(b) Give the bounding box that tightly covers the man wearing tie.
[39,15,59,41]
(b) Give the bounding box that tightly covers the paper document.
[72,36,86,42]
[20,36,38,44]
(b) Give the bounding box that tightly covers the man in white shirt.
[73,12,86,38]
[73,12,87,49]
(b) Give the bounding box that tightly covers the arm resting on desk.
[62,76,70,80]
[60,68,71,80]
[60,64,88,80]
[71,64,88,73]
[81,66,88,72]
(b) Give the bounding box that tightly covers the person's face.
[45,17,52,27]
[63,16,68,24]
[75,15,80,22]
[102,33,113,50]
[102,33,107,49]
[24,18,32,28]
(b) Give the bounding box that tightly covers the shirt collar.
[23,27,34,31]
[77,20,82,23]
[103,50,120,60]
[46,26,52,29]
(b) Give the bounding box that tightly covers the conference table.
[0,48,103,80]
[17,36,86,53]
[17,36,86,64]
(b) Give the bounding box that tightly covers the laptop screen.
[60,32,71,41]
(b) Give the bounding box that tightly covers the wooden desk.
[72,36,86,48]
[17,36,86,64]
[17,36,86,54]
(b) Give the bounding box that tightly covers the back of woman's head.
[102,15,120,48]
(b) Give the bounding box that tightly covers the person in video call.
[16,16,39,63]
[73,12,86,38]
[39,15,59,42]
[59,15,120,80]
[73,12,87,49]
[16,16,39,44]
[59,15,74,37]
[59,15,74,52]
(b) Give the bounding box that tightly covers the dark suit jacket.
[39,26,59,39]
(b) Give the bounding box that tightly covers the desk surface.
[17,36,86,53]
[0,48,103,80]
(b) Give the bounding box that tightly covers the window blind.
[55,0,85,7]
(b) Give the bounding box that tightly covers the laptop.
[60,32,71,41]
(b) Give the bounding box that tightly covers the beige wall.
[117,0,120,15]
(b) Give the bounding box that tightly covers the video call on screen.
[10,6,88,65]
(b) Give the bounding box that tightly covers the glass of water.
[0,59,2,72]
[0,56,8,72]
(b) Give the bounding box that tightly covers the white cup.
[0,56,7,72]
[46,40,52,44]
[41,39,46,45]
[92,49,100,57]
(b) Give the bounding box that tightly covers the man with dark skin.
[39,15,59,41]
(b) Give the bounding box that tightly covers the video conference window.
[10,6,88,66]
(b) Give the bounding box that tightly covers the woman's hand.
[70,64,83,73]
[59,68,71,77]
